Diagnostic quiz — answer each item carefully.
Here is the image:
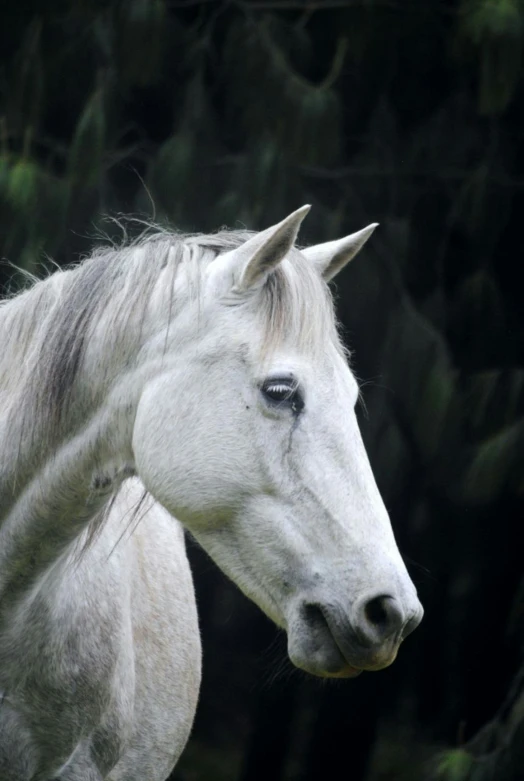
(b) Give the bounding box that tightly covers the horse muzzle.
[286,591,423,678]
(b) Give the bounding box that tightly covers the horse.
[0,206,423,780]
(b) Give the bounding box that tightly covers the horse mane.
[0,225,343,473]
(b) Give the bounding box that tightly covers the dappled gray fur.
[0,481,200,781]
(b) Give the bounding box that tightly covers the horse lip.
[289,601,359,677]
[317,603,361,662]
[401,607,424,640]
[317,603,397,672]
[327,663,363,679]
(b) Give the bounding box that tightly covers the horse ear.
[302,223,378,282]
[232,205,311,293]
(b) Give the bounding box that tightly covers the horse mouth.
[287,602,397,678]
[285,606,357,677]
[287,628,364,678]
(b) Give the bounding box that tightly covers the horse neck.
[0,261,174,604]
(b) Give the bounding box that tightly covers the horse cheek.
[132,374,254,527]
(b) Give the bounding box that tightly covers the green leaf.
[34,172,70,253]
[0,154,10,194]
[460,0,523,43]
[230,140,290,224]
[449,270,506,369]
[463,419,524,503]
[223,17,342,165]
[8,18,44,132]
[378,301,456,462]
[435,748,474,780]
[148,131,195,221]
[478,37,522,114]
[7,158,41,212]
[462,369,524,439]
[364,408,412,504]
[117,0,168,87]
[458,0,524,113]
[413,359,456,461]
[68,88,106,188]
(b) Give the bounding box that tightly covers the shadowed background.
[1,1,524,779]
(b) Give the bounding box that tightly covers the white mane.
[0,228,341,457]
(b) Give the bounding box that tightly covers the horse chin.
[287,619,363,679]
[287,637,363,678]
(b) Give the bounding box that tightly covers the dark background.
[1,1,524,779]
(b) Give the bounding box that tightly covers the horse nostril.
[302,603,327,628]
[365,596,390,628]
[356,594,405,645]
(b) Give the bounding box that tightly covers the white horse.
[0,206,423,780]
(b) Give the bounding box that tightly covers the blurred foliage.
[434,749,474,781]
[1,1,524,780]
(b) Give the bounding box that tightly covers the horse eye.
[261,379,304,413]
